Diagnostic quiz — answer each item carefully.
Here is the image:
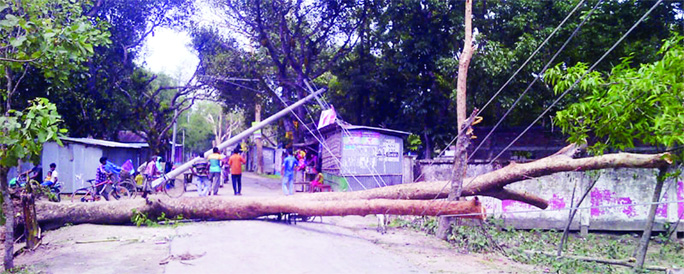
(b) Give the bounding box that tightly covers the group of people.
[191,146,246,197]
[12,163,59,189]
[280,149,325,195]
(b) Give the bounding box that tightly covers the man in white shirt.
[41,163,59,187]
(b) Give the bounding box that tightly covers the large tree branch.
[299,152,671,208]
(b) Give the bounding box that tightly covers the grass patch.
[258,174,281,179]
[391,216,683,273]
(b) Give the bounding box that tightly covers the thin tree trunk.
[1,167,15,270]
[21,192,40,250]
[557,172,600,256]
[455,0,474,127]
[438,0,475,241]
[437,110,478,240]
[633,166,668,269]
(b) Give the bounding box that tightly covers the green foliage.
[406,134,422,152]
[0,98,65,167]
[131,209,183,228]
[393,216,683,273]
[0,0,110,98]
[327,0,682,158]
[545,35,684,158]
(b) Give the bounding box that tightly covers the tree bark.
[0,152,667,234]
[437,110,478,239]
[21,192,40,250]
[298,152,671,208]
[633,166,668,269]
[456,0,474,127]
[35,196,486,228]
[0,167,15,270]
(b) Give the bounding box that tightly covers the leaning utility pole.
[151,89,325,188]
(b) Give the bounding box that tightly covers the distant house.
[318,123,409,191]
[42,137,149,193]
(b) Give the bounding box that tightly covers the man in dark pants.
[227,147,246,195]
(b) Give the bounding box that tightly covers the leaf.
[9,36,27,47]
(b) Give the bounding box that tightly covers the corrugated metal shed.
[42,138,149,193]
[319,123,409,191]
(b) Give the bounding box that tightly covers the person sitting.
[309,172,330,192]
[20,164,43,184]
[42,163,58,187]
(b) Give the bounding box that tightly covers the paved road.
[166,172,424,273]
[10,172,531,273]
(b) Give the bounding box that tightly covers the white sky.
[140,1,228,84]
[139,27,200,84]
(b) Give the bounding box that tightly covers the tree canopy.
[545,35,684,156]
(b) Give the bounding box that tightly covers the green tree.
[122,69,206,156]
[212,0,361,142]
[0,0,108,268]
[180,101,234,155]
[544,35,684,269]
[330,0,683,158]
[6,0,196,140]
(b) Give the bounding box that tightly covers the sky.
[140,1,228,84]
[139,27,200,84]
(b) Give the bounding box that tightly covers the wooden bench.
[294,182,310,192]
[311,184,331,192]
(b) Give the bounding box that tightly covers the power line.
[411,0,590,184]
[269,85,368,191]
[469,0,604,160]
[417,0,604,216]
[430,0,664,217]
[485,0,664,167]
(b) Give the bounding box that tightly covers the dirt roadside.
[5,172,537,273]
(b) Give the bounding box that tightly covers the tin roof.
[319,123,410,137]
[60,137,149,149]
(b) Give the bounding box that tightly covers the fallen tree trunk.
[13,152,668,229]
[36,196,486,228]
[300,152,672,209]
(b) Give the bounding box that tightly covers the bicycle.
[70,175,131,202]
[116,172,139,198]
[141,173,185,198]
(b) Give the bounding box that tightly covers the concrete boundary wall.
[415,160,684,232]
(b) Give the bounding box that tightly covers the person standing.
[96,157,112,200]
[281,150,297,195]
[142,156,160,198]
[206,147,224,195]
[192,156,210,197]
[227,147,247,195]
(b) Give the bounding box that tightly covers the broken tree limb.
[299,152,671,209]
[482,188,549,209]
[523,250,668,271]
[35,196,486,228]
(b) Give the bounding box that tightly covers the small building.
[42,137,149,193]
[245,145,277,174]
[319,124,409,191]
